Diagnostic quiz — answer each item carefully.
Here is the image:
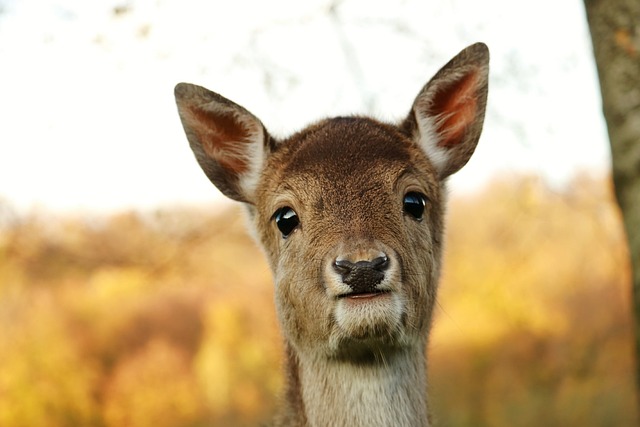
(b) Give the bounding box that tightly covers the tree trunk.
[583,0,640,407]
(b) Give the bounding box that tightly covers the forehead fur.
[279,116,412,179]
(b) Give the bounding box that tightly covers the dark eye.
[273,207,299,238]
[403,192,427,220]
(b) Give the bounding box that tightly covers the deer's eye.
[273,207,299,238]
[403,192,427,220]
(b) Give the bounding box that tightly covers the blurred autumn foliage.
[0,174,637,427]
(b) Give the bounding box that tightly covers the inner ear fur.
[174,83,270,203]
[403,42,490,179]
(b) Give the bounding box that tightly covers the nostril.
[370,255,389,271]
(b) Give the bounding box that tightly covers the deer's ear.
[174,83,270,203]
[403,43,489,179]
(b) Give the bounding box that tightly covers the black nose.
[333,255,389,294]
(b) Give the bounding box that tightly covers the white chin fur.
[334,293,404,340]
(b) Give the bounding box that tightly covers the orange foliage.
[0,174,636,426]
[102,339,205,427]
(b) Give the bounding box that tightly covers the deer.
[174,42,489,427]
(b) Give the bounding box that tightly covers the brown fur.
[175,43,490,426]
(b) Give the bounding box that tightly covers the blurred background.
[0,0,637,426]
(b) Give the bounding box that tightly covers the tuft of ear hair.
[174,83,270,203]
[403,42,489,179]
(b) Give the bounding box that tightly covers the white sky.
[0,0,610,213]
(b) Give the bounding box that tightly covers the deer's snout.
[333,256,389,294]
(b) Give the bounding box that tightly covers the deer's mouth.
[338,289,390,300]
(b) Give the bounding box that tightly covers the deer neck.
[282,343,430,427]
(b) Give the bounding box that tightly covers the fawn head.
[175,43,489,362]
